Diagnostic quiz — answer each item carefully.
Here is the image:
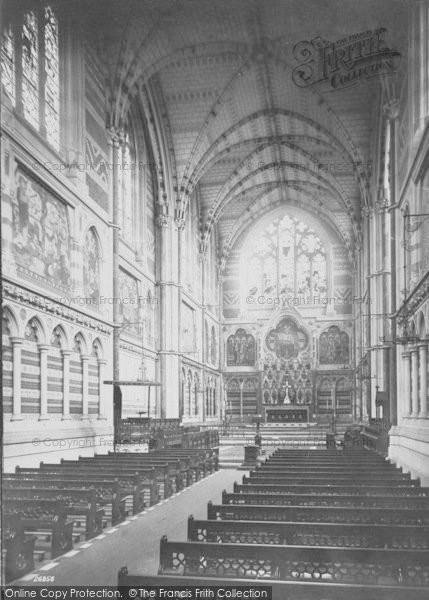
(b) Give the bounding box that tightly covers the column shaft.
[98,359,107,419]
[411,347,419,417]
[62,350,72,420]
[402,352,411,417]
[11,338,24,420]
[39,345,50,420]
[81,355,90,419]
[419,344,428,418]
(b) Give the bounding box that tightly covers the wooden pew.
[157,536,429,587]
[3,484,103,539]
[118,569,429,600]
[9,470,146,515]
[14,467,130,524]
[262,461,400,472]
[252,466,411,480]
[57,459,172,499]
[221,490,429,508]
[207,501,429,525]
[187,515,429,548]
[3,499,74,559]
[247,472,418,486]
[3,513,36,583]
[96,453,189,491]
[150,447,219,477]
[238,479,427,496]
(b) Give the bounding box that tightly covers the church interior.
[1,0,429,595]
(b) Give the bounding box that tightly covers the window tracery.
[246,214,327,301]
[2,6,60,148]
[1,24,15,105]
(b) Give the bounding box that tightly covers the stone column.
[61,350,72,420]
[402,351,411,417]
[10,337,24,421]
[39,344,50,420]
[97,359,107,420]
[419,343,428,418]
[158,215,180,418]
[107,127,124,383]
[81,354,90,419]
[411,346,419,417]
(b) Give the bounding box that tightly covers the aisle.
[13,469,242,587]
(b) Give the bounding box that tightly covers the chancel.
[1,0,429,595]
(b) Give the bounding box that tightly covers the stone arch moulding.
[2,304,20,337]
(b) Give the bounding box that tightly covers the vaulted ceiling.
[77,0,410,259]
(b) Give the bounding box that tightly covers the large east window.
[1,6,60,150]
[245,214,327,301]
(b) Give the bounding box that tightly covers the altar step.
[219,423,349,448]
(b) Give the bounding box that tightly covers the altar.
[264,405,310,423]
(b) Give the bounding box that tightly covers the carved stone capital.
[156,214,170,228]
[383,99,400,121]
[174,217,186,231]
[106,125,125,147]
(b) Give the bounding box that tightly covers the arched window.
[245,214,327,302]
[83,228,100,302]
[2,6,60,149]
[1,24,15,105]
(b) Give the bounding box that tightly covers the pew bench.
[3,513,36,583]
[238,478,425,495]
[3,499,74,560]
[3,485,103,539]
[157,537,429,587]
[222,490,429,508]
[118,569,429,600]
[14,468,132,524]
[187,515,429,548]
[207,501,429,525]
[247,473,419,486]
[252,467,411,480]
[56,459,173,499]
[36,462,160,506]
[104,453,191,490]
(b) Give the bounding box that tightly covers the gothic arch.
[25,316,46,343]
[50,324,69,349]
[73,332,88,355]
[2,305,19,337]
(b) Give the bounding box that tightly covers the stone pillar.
[419,343,428,418]
[158,215,180,418]
[81,354,90,419]
[10,337,24,421]
[98,358,107,419]
[411,346,419,417]
[39,344,50,420]
[61,350,72,420]
[402,351,411,417]
[107,128,123,383]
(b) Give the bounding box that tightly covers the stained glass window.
[1,25,15,105]
[246,214,327,302]
[44,7,60,149]
[2,6,60,147]
[22,11,39,128]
